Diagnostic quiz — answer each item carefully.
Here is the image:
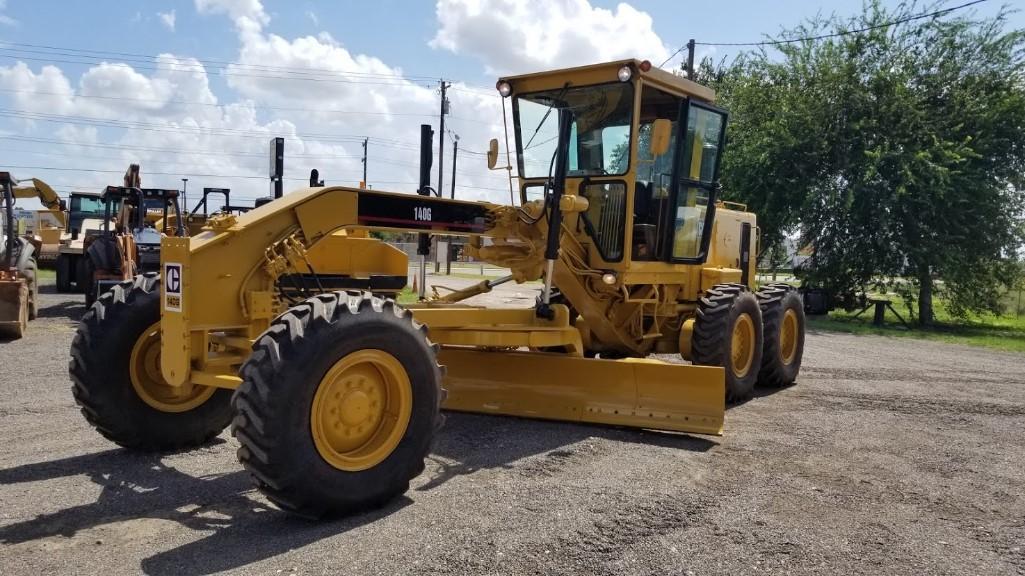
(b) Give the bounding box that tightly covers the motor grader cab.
[80,178,183,306]
[70,59,806,518]
[0,172,39,338]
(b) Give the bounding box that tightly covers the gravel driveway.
[1,281,1023,575]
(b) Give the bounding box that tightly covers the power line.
[0,108,427,149]
[662,0,989,64]
[0,41,445,82]
[0,43,498,95]
[0,87,493,124]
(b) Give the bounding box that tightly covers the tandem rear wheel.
[691,283,764,403]
[690,282,806,403]
[233,292,443,518]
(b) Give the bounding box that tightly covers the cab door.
[664,100,728,264]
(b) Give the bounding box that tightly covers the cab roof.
[498,59,716,103]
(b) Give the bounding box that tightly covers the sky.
[0,0,1020,210]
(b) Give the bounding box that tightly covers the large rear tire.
[80,256,96,308]
[23,257,37,320]
[691,284,764,403]
[56,254,73,293]
[69,273,233,450]
[233,292,442,518]
[756,283,806,388]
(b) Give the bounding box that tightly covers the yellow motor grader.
[70,59,806,517]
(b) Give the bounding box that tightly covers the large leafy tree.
[709,1,1025,324]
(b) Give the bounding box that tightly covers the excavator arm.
[14,178,67,229]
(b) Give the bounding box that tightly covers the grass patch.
[35,268,56,280]
[396,287,418,305]
[809,296,1025,352]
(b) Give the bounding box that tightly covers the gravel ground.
[1,280,1023,575]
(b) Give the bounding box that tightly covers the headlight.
[602,272,617,285]
[496,81,512,97]
[617,65,632,82]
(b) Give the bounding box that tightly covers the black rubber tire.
[55,254,73,293]
[23,257,38,320]
[691,283,764,403]
[80,256,96,308]
[232,292,443,518]
[756,283,806,388]
[69,273,234,451]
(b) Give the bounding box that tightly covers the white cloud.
[430,0,671,75]
[194,0,269,31]
[0,0,17,26]
[158,9,177,32]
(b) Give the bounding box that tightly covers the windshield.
[514,83,634,179]
[70,194,104,216]
[144,197,167,211]
[69,194,107,231]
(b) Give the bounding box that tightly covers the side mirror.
[648,119,671,157]
[486,138,500,170]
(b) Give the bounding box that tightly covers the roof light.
[617,65,632,82]
[639,60,652,72]
[496,81,512,97]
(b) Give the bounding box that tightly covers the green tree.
[710,1,1025,324]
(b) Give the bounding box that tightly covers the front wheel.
[691,284,764,403]
[233,292,443,518]
[69,273,233,450]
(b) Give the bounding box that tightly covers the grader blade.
[0,278,28,339]
[439,348,725,435]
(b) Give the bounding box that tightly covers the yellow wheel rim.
[730,313,756,378]
[779,308,799,365]
[129,322,216,413]
[310,350,412,472]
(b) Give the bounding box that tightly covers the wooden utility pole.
[686,38,696,79]
[434,80,451,273]
[361,137,368,187]
[445,136,459,275]
[437,80,450,198]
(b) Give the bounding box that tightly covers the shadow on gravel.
[0,408,732,573]
[419,412,717,492]
[0,446,408,575]
[35,300,85,321]
[36,283,87,322]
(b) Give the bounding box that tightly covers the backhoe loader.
[70,59,806,518]
[79,165,184,306]
[1,172,39,339]
[11,177,66,268]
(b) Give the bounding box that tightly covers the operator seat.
[632,181,657,260]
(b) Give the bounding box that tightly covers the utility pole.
[181,178,189,212]
[437,80,450,198]
[446,134,459,275]
[361,137,368,188]
[434,80,451,273]
[685,38,696,80]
